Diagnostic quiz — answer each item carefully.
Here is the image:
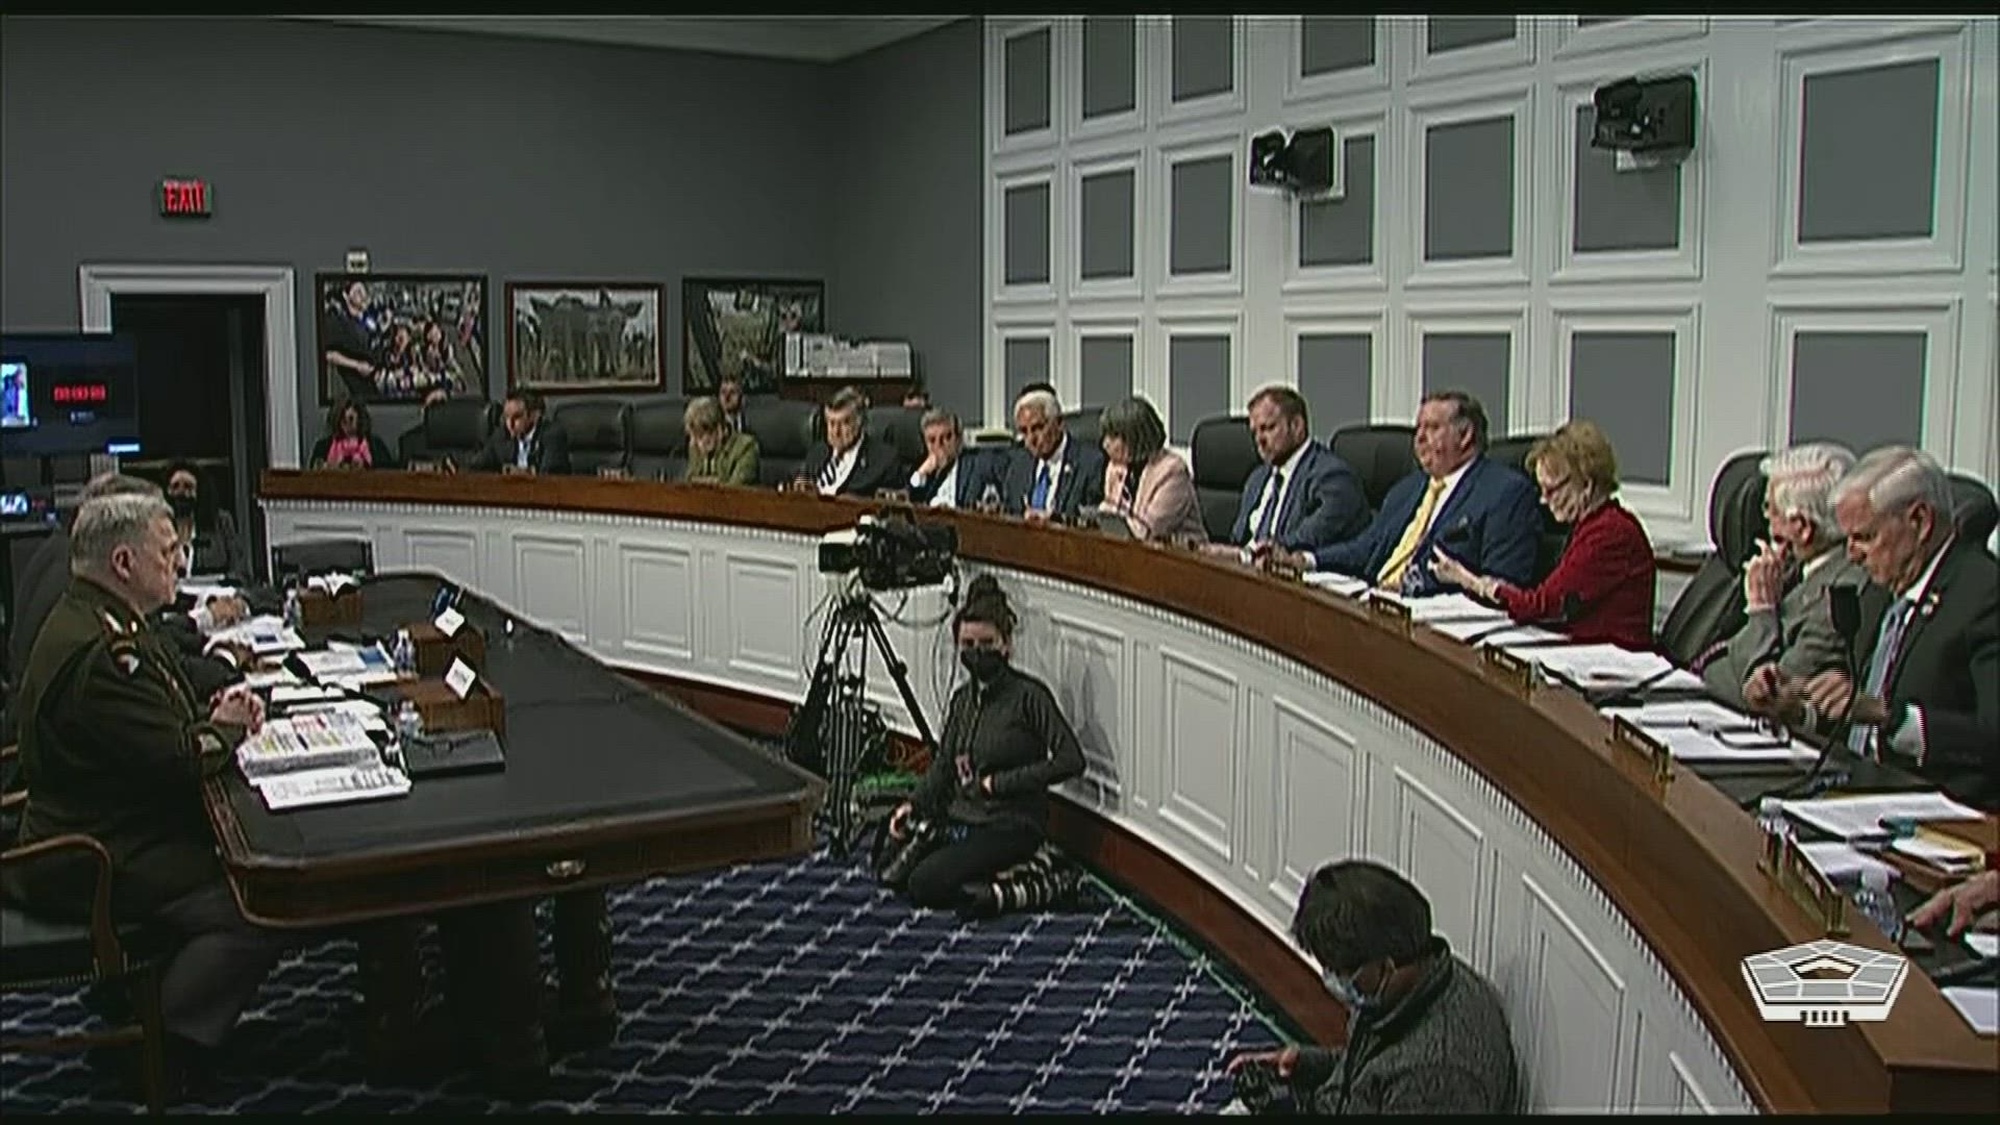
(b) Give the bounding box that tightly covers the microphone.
[1759,584,1865,803]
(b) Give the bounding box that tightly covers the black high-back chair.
[744,398,817,488]
[1488,433,1564,583]
[865,406,929,473]
[1190,415,1259,543]
[551,399,632,476]
[270,538,375,586]
[1062,406,1105,453]
[1328,424,1418,513]
[1656,451,1768,667]
[629,399,691,482]
[1948,473,1998,548]
[396,398,499,466]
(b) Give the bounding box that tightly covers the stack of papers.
[1941,987,1997,1036]
[306,573,360,597]
[1372,592,1508,624]
[1777,792,1984,841]
[207,615,305,656]
[1793,841,1899,885]
[236,711,382,781]
[1303,572,1369,597]
[257,765,410,811]
[242,666,301,690]
[1521,643,1705,693]
[1427,618,1567,647]
[1600,699,1814,763]
[1888,831,1987,876]
[294,644,397,687]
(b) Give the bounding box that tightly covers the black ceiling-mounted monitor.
[0,332,142,458]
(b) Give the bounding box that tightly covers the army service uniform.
[3,576,288,1050]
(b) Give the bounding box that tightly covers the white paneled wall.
[984,16,2000,550]
[264,500,1758,1112]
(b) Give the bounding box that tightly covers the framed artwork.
[505,281,666,394]
[680,277,826,395]
[315,272,486,404]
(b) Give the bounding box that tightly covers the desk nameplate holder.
[1364,595,1413,639]
[1610,715,1676,786]
[1763,832,1850,937]
[1479,644,1534,699]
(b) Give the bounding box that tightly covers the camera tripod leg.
[857,608,939,751]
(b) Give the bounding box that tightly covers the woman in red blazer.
[1431,420,1656,651]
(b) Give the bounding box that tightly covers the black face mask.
[169,494,197,520]
[959,647,1007,683]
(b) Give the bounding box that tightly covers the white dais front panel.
[258,498,1760,1113]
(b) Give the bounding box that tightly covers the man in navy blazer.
[999,387,1105,520]
[465,390,572,475]
[797,386,906,497]
[1273,391,1541,595]
[1208,386,1369,556]
[907,408,1002,508]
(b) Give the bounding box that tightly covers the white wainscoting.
[263,499,1756,1114]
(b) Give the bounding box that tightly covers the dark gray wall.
[0,16,983,451]
[829,18,983,420]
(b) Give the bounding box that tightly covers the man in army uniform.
[2,492,287,1096]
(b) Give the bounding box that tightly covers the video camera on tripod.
[818,507,958,591]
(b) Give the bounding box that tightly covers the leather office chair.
[628,399,691,482]
[1488,433,1565,583]
[744,398,817,488]
[1190,415,1260,543]
[865,406,929,473]
[551,399,632,476]
[396,398,499,466]
[1655,451,1768,668]
[1062,406,1105,453]
[1328,425,1418,513]
[1948,473,1998,548]
[271,537,375,585]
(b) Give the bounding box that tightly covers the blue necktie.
[1030,463,1052,511]
[1252,469,1287,542]
[1847,599,1915,757]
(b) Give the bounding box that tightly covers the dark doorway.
[108,294,270,579]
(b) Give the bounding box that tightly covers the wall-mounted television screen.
[0,332,142,457]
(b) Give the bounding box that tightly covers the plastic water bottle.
[282,584,302,631]
[395,699,424,747]
[1755,797,1792,872]
[392,629,415,676]
[1852,868,1903,942]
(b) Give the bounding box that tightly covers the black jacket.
[915,665,1086,831]
[998,439,1107,520]
[800,434,905,498]
[468,422,572,475]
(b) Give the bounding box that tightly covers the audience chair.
[1655,451,1767,667]
[1189,415,1260,543]
[1,817,172,1114]
[628,398,691,482]
[1327,424,1419,513]
[551,399,633,476]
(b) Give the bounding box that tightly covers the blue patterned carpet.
[2,843,1290,1115]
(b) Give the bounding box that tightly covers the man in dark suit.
[1205,386,1369,560]
[796,386,904,498]
[465,390,571,475]
[999,387,1105,521]
[907,408,1000,509]
[1272,391,1541,596]
[1765,447,1999,810]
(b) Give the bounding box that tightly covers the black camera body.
[819,510,958,591]
[1591,74,1697,154]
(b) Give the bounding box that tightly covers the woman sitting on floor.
[887,575,1086,913]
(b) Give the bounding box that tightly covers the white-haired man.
[1712,443,1869,709]
[1762,447,1998,810]
[998,387,1105,520]
[2,492,284,1097]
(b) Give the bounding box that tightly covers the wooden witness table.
[256,469,2000,1114]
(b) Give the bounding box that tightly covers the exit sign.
[159,178,211,218]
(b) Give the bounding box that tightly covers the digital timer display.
[159,178,211,218]
[52,383,110,405]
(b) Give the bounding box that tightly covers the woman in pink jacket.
[1099,395,1208,544]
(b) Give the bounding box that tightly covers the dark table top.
[212,572,820,867]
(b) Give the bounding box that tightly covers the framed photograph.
[315,272,486,404]
[681,277,825,395]
[506,281,666,394]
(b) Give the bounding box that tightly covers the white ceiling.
[292,15,964,64]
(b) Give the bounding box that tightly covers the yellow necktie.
[1377,477,1448,589]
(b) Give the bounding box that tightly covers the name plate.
[1479,645,1534,698]
[407,460,440,473]
[1610,715,1676,786]
[434,605,466,638]
[1775,834,1849,937]
[444,657,478,700]
[1364,595,1412,637]
[598,466,630,480]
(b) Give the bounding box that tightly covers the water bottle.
[395,699,424,747]
[282,584,302,632]
[1755,797,1791,872]
[392,629,415,676]
[1852,868,1903,943]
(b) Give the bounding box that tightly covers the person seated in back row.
[795,386,904,496]
[1098,395,1205,543]
[1224,860,1518,1115]
[1431,420,1656,651]
[887,576,1085,914]
[464,390,571,475]
[309,397,396,470]
[682,395,760,486]
[1001,387,1105,521]
[1268,390,1540,597]
[907,408,1000,508]
[165,462,249,580]
[1204,385,1369,563]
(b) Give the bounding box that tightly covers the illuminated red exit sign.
[159,178,211,218]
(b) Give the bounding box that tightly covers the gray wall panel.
[1789,332,1927,453]
[1004,28,1052,135]
[1169,335,1232,442]
[1301,17,1375,76]
[1799,59,1940,242]
[1427,17,1515,55]
[1080,170,1136,280]
[1170,156,1235,275]
[1425,117,1515,261]
[1082,17,1137,119]
[1300,136,1376,267]
[1421,333,1512,431]
[1080,336,1134,408]
[1172,17,1235,101]
[1004,182,1051,285]
[1004,337,1052,409]
[1297,334,1373,433]
[1569,332,1677,485]
[1573,105,1682,253]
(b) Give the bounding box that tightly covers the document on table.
[257,765,410,812]
[1793,841,1899,885]
[236,712,381,780]
[1777,792,1985,841]
[1966,933,1999,960]
[1426,617,1567,647]
[296,644,392,682]
[208,615,305,656]
[1303,572,1369,597]
[1521,643,1705,693]
[1889,832,1987,875]
[1940,987,1997,1036]
[306,572,360,596]
[1599,699,1810,761]
[1371,592,1508,624]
